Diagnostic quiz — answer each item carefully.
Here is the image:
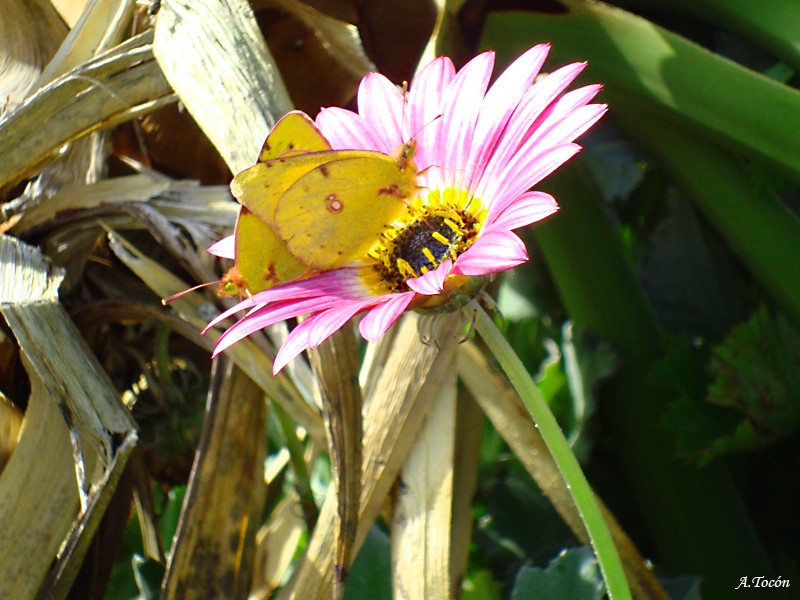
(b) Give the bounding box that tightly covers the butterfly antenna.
[162,280,219,305]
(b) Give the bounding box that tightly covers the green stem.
[474,305,631,600]
[273,401,319,530]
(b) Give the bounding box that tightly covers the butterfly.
[231,111,418,277]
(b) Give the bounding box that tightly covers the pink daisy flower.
[205,45,606,373]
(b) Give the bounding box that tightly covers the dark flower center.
[371,205,479,292]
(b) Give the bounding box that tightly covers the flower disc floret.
[371,189,483,292]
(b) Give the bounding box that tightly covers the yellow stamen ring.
[369,189,485,293]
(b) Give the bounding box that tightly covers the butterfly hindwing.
[257,111,331,161]
[234,206,307,294]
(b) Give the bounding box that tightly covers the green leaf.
[158,486,186,554]
[343,526,392,600]
[510,546,604,600]
[707,305,800,445]
[475,457,576,569]
[462,569,502,600]
[660,306,800,464]
[559,323,618,461]
[639,190,748,337]
[660,575,703,600]
[613,0,800,72]
[483,3,800,182]
[657,338,743,465]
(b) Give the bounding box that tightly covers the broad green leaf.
[483,3,800,182]
[342,527,392,600]
[510,546,604,600]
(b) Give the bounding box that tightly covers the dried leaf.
[308,328,363,597]
[0,235,137,597]
[391,368,456,599]
[106,229,326,444]
[153,0,293,173]
[0,0,66,112]
[0,30,174,195]
[279,312,464,599]
[163,359,268,599]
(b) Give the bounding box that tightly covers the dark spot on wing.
[379,184,402,197]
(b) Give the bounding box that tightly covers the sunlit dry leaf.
[51,0,92,28]
[0,235,137,597]
[279,312,464,599]
[251,492,306,599]
[0,393,22,474]
[0,30,174,196]
[391,368,456,599]
[449,392,484,592]
[0,356,99,598]
[6,174,232,236]
[308,327,363,598]
[106,229,326,444]
[153,0,293,173]
[163,359,267,598]
[34,0,133,89]
[0,0,66,113]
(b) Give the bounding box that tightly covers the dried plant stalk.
[250,492,307,599]
[279,312,464,599]
[0,0,66,108]
[163,359,268,599]
[34,0,133,88]
[0,356,95,598]
[308,328,363,599]
[106,229,326,444]
[391,368,457,599]
[153,0,293,173]
[0,30,174,195]
[449,392,484,592]
[0,235,137,597]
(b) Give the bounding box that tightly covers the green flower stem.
[474,305,631,600]
[273,401,319,530]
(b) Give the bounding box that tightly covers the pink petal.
[359,292,415,341]
[521,91,606,154]
[207,235,235,259]
[203,269,366,333]
[316,107,384,151]
[435,52,495,191]
[452,230,528,276]
[407,56,455,175]
[476,62,587,201]
[357,73,405,152]
[485,191,559,231]
[273,299,376,373]
[406,259,452,295]
[464,45,551,193]
[211,295,345,355]
[490,143,581,204]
